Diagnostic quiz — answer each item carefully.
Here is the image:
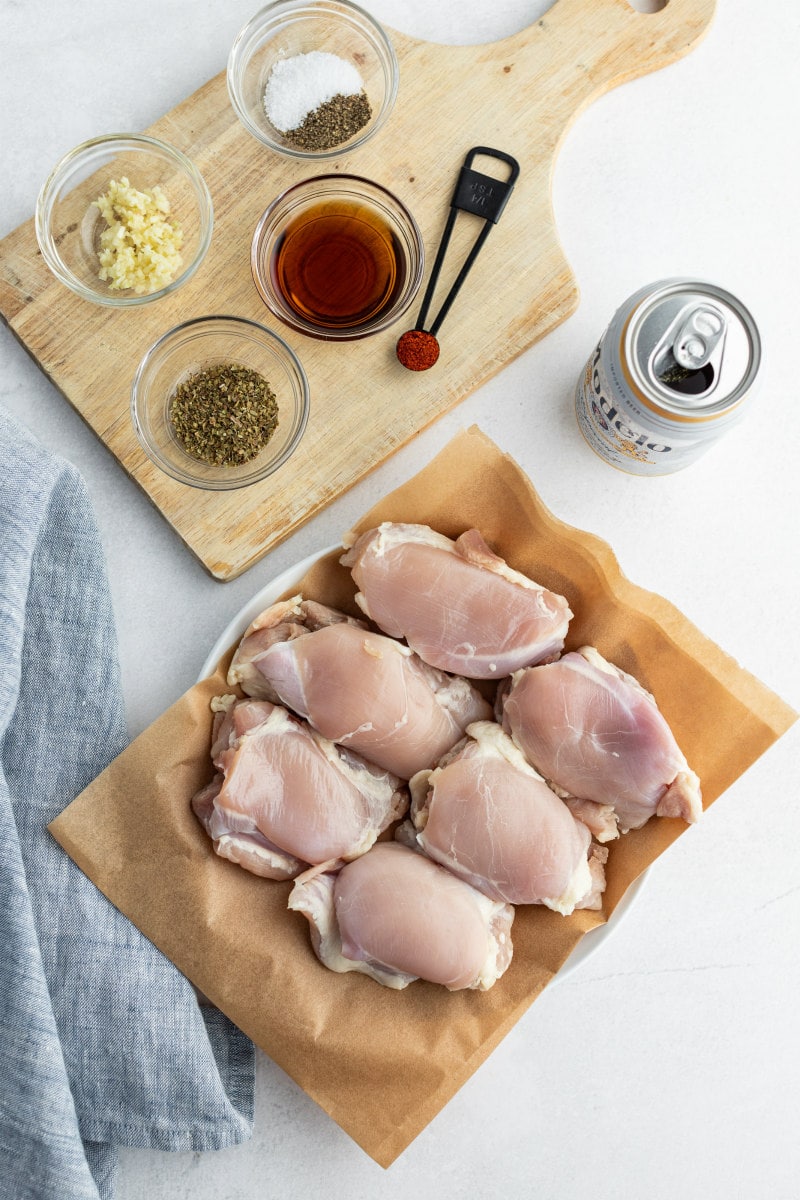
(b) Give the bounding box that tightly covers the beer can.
[574,279,761,475]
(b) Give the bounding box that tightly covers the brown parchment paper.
[49,427,796,1167]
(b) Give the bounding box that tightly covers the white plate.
[198,545,645,983]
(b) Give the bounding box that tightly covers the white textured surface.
[2,2,799,1197]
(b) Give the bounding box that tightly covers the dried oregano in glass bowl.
[131,315,310,490]
[169,363,279,467]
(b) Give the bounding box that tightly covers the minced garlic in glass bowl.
[35,134,213,307]
[93,176,184,294]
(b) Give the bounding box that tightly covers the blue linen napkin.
[0,406,255,1200]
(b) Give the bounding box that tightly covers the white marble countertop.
[2,2,799,1197]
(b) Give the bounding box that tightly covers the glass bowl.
[251,174,424,340]
[227,0,398,159]
[131,315,310,489]
[35,133,213,307]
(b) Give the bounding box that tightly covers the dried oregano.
[169,363,279,466]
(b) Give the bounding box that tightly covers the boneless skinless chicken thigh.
[288,842,514,991]
[500,646,703,835]
[191,697,407,879]
[407,721,607,913]
[227,597,492,779]
[340,523,573,679]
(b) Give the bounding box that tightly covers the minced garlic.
[92,176,183,294]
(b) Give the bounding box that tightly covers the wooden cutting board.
[0,0,715,580]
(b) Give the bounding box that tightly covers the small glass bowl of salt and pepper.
[227,0,398,158]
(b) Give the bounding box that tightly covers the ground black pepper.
[284,91,372,151]
[169,363,279,466]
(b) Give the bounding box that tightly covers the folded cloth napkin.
[0,407,255,1200]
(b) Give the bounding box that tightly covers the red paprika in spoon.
[396,329,440,371]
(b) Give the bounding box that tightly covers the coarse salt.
[264,50,365,133]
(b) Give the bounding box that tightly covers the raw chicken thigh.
[226,597,363,697]
[500,646,703,834]
[340,523,573,678]
[288,842,514,991]
[228,597,492,779]
[407,721,606,913]
[191,696,407,880]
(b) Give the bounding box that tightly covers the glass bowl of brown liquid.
[250,174,424,340]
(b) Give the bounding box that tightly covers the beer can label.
[574,339,691,474]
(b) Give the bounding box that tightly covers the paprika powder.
[396,329,440,372]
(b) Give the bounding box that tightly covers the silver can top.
[623,280,761,419]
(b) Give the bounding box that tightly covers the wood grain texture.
[0,0,715,580]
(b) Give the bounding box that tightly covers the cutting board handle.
[520,0,717,121]
[389,0,719,177]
